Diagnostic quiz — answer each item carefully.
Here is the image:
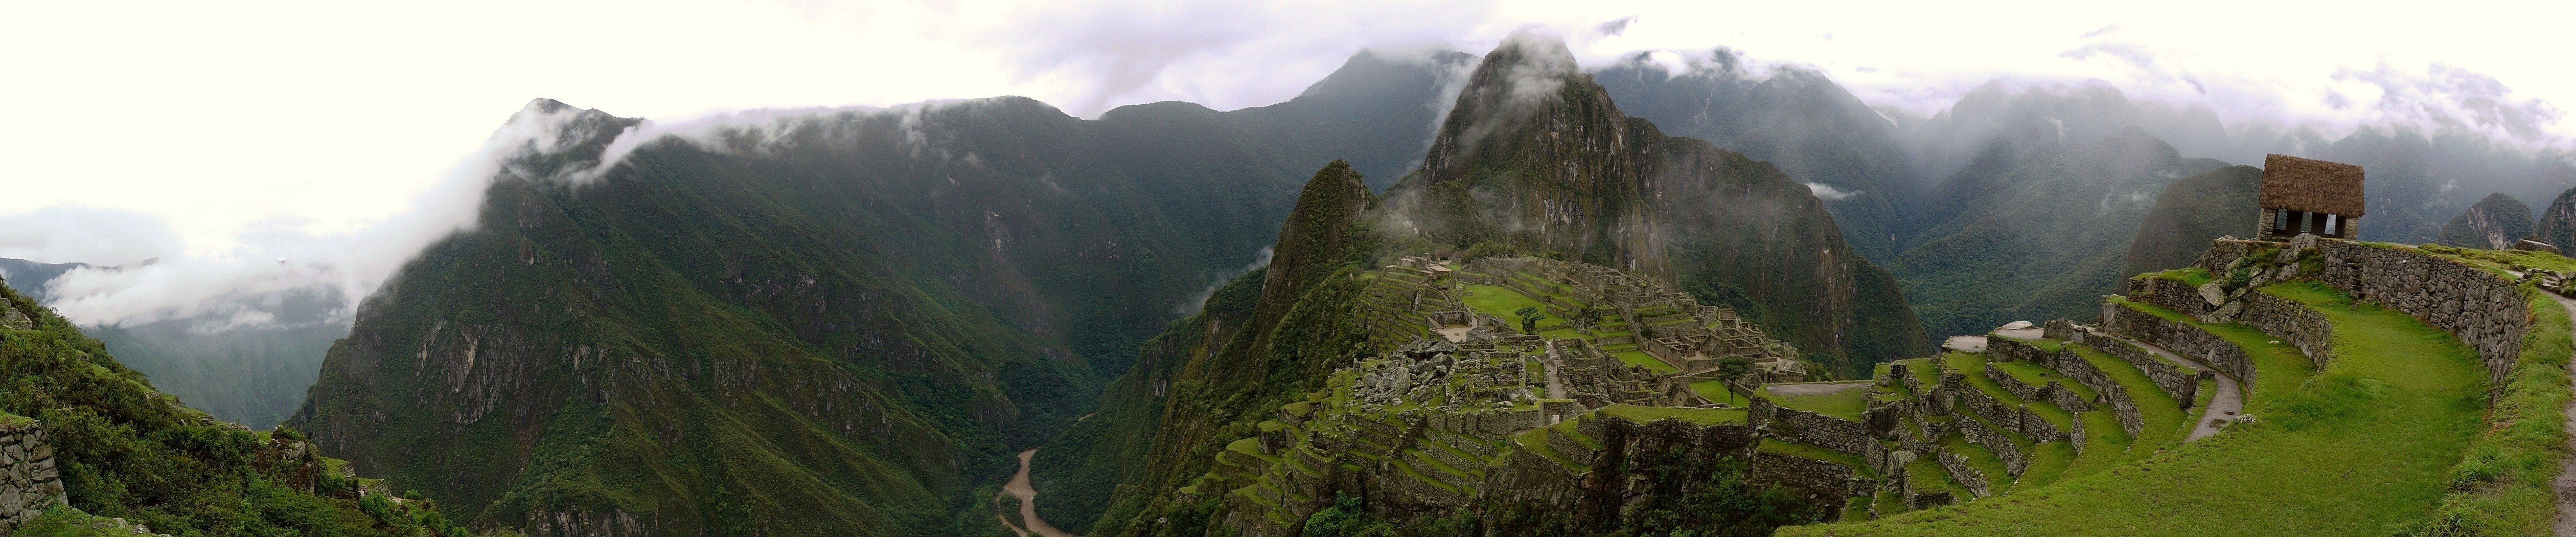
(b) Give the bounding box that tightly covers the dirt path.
[2546,295,2576,536]
[2109,335,2244,442]
[1543,341,1567,399]
[998,449,1075,537]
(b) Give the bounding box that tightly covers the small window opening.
[2324,214,2340,236]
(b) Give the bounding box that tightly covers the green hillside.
[0,278,467,536]
[2121,165,2262,280]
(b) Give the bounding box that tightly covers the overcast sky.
[3,0,2571,325]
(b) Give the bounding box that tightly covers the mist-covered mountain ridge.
[284,49,1499,537]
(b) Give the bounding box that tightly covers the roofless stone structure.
[2257,153,2366,239]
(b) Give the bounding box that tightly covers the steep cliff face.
[1379,35,1927,373]
[2436,192,2535,249]
[2122,165,2263,281]
[291,53,1475,537]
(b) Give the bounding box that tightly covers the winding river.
[998,449,1075,537]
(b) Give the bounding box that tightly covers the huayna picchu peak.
[18,11,2576,537]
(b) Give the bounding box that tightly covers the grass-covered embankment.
[1782,283,2487,536]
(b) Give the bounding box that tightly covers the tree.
[1716,356,1754,406]
[1513,306,1545,334]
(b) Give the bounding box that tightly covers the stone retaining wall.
[1749,453,1869,499]
[1987,337,2052,363]
[1750,398,1876,457]
[1986,363,2040,401]
[1935,449,1991,498]
[0,419,68,535]
[1958,418,2026,478]
[2032,348,2146,437]
[2041,382,2095,413]
[2106,303,2256,392]
[2198,238,2530,395]
[2237,291,2336,370]
[2067,415,2087,455]
[2079,337,2202,407]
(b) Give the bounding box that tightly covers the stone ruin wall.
[0,420,68,536]
[2067,414,2087,455]
[2077,337,2202,407]
[2196,238,2529,394]
[2105,303,2257,391]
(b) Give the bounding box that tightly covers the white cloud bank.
[3,0,2572,328]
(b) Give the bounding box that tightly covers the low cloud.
[1804,183,1860,201]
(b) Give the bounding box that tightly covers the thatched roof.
[2259,154,2365,216]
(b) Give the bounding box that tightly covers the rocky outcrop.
[0,418,66,536]
[2437,192,2535,250]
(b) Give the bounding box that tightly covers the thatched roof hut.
[2258,154,2365,216]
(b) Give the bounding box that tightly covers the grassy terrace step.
[1783,283,2487,536]
[1460,283,1570,332]
[1941,435,2013,496]
[2109,297,2315,408]
[2059,343,2189,464]
[1594,404,1747,426]
[1942,352,2075,431]
[1754,383,1870,421]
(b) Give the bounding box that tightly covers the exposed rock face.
[2437,192,2535,249]
[1378,34,1927,374]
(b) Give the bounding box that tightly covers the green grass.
[2063,344,2188,464]
[1690,379,1741,406]
[1942,353,2072,430]
[1595,404,1745,426]
[2406,286,2574,534]
[1783,278,2489,536]
[2110,297,2314,409]
[1989,360,2098,401]
[14,507,162,536]
[1754,383,1872,421]
[1459,284,1567,332]
[0,409,32,428]
[1941,435,2013,496]
[1613,350,1679,373]
[2416,243,2576,275]
[2145,267,2215,286]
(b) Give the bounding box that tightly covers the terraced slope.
[1781,237,2574,535]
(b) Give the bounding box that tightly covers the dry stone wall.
[1958,418,2026,478]
[2196,238,2531,394]
[2031,347,2146,437]
[1935,449,1991,498]
[2237,291,2335,370]
[2078,337,2202,407]
[1750,398,1876,457]
[0,419,68,536]
[2106,303,2256,391]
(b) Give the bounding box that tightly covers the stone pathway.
[2109,335,2244,442]
[2547,294,2576,536]
[1943,335,1988,353]
[998,449,1075,537]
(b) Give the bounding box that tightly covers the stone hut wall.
[2105,303,2256,392]
[2078,337,2202,407]
[0,419,68,535]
